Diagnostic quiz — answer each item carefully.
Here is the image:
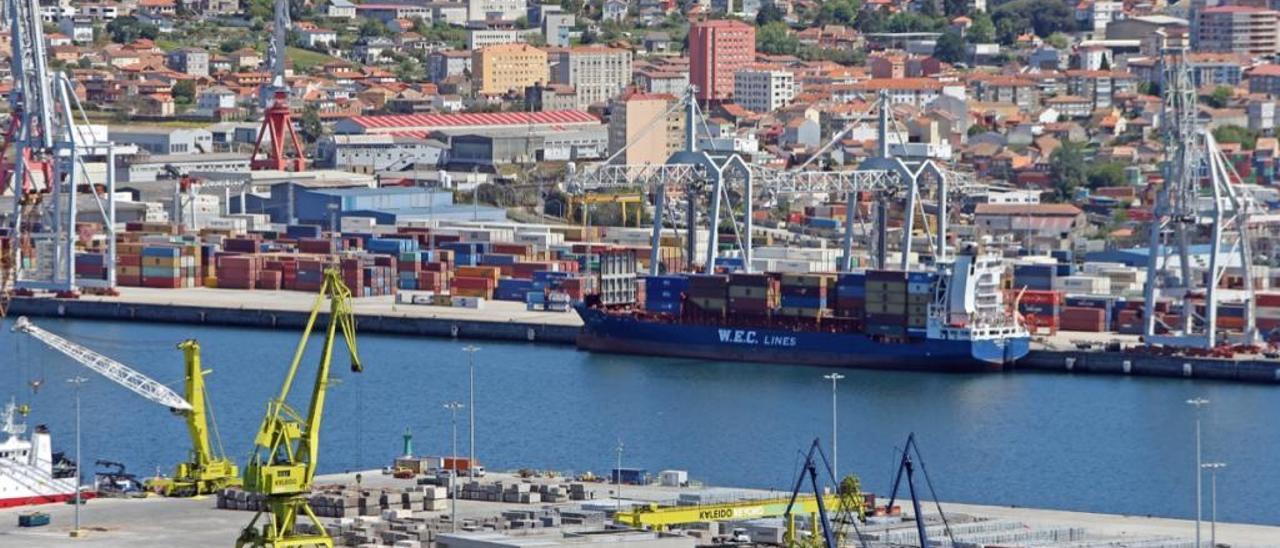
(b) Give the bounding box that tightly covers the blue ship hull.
[575,306,1031,372]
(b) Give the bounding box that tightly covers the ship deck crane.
[11,316,192,411]
[145,339,242,497]
[237,268,362,548]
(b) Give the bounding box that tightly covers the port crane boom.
[11,316,192,411]
[238,268,363,548]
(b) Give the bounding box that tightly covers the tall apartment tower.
[688,19,756,102]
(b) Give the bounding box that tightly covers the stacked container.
[865,270,907,337]
[778,273,829,318]
[141,245,198,288]
[1013,263,1056,291]
[685,274,729,317]
[727,273,778,317]
[1017,290,1062,334]
[643,275,687,314]
[216,255,263,289]
[832,272,866,319]
[906,271,935,334]
[454,266,500,299]
[1257,293,1280,333]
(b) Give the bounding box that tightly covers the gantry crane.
[250,0,306,171]
[145,339,241,497]
[237,268,362,548]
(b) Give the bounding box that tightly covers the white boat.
[0,398,84,508]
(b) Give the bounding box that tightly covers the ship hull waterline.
[576,308,1031,373]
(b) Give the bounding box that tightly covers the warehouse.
[240,184,506,228]
[333,110,603,136]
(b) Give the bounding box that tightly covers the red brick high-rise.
[689,19,756,103]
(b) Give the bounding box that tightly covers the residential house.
[328,0,357,18]
[166,48,210,77]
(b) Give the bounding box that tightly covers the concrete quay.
[1,470,1277,547]
[9,288,1280,383]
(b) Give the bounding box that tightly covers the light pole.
[1202,462,1225,548]
[68,376,87,538]
[824,372,844,486]
[1187,397,1209,548]
[444,401,464,532]
[462,345,479,479]
[615,438,624,510]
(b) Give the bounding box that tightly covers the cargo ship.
[0,399,84,508]
[575,253,1031,372]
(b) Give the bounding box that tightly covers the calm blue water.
[1,318,1277,525]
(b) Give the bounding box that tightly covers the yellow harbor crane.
[237,268,362,548]
[146,340,241,497]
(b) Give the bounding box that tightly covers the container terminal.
[1,1,1279,545]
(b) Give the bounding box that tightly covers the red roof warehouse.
[334,110,602,135]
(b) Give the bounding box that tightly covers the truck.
[441,457,485,477]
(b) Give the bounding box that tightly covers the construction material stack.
[865,270,908,338]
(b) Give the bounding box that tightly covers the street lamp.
[615,438,624,510]
[824,372,844,486]
[67,376,87,538]
[443,401,464,532]
[1187,397,1209,548]
[1202,462,1226,548]
[462,345,479,479]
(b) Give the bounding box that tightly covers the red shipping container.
[1060,307,1106,332]
[1020,290,1064,306]
[454,277,496,290]
[1256,292,1280,307]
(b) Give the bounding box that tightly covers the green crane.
[146,339,242,496]
[237,269,362,548]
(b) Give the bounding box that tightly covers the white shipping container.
[450,296,486,309]
[1054,275,1111,294]
[658,470,688,487]
[341,216,378,231]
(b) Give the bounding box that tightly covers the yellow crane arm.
[179,340,214,467]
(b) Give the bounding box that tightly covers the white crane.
[12,317,193,411]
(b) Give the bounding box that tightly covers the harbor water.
[2,318,1278,525]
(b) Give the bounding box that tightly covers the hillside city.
[9,0,1280,261]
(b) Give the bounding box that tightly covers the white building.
[467,29,527,50]
[550,47,633,110]
[316,135,448,173]
[732,66,795,113]
[327,0,356,18]
[466,0,524,21]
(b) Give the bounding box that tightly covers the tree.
[1213,125,1259,150]
[105,16,159,44]
[172,80,196,104]
[1086,162,1127,189]
[756,21,800,55]
[967,12,995,43]
[359,18,389,38]
[854,8,888,33]
[1045,32,1070,49]
[944,0,970,16]
[933,30,966,63]
[395,58,423,82]
[300,104,324,144]
[1206,85,1233,108]
[817,0,861,25]
[1049,140,1087,201]
[1097,54,1111,71]
[756,2,785,25]
[992,0,1074,43]
[77,56,93,69]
